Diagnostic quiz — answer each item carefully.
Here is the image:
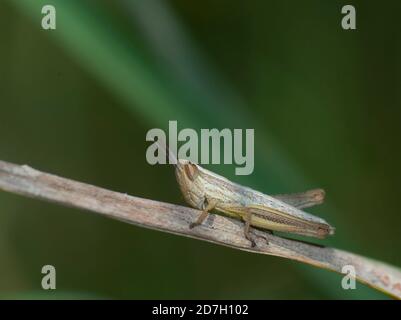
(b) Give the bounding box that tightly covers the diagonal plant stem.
[0,159,400,299]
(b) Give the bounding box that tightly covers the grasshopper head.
[176,159,199,182]
[174,159,204,209]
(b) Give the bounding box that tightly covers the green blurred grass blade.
[8,0,385,298]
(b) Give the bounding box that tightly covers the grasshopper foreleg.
[189,198,217,229]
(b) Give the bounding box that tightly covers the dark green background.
[0,0,400,299]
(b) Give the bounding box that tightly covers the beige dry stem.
[0,160,400,299]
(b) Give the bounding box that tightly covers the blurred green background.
[0,0,400,299]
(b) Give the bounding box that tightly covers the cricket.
[158,142,335,247]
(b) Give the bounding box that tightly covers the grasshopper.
[175,159,334,246]
[157,142,334,246]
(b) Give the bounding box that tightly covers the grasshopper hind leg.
[189,198,217,229]
[216,204,272,247]
[243,211,272,247]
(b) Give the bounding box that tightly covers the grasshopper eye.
[184,163,198,181]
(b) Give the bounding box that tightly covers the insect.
[157,142,334,246]
[174,159,334,246]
